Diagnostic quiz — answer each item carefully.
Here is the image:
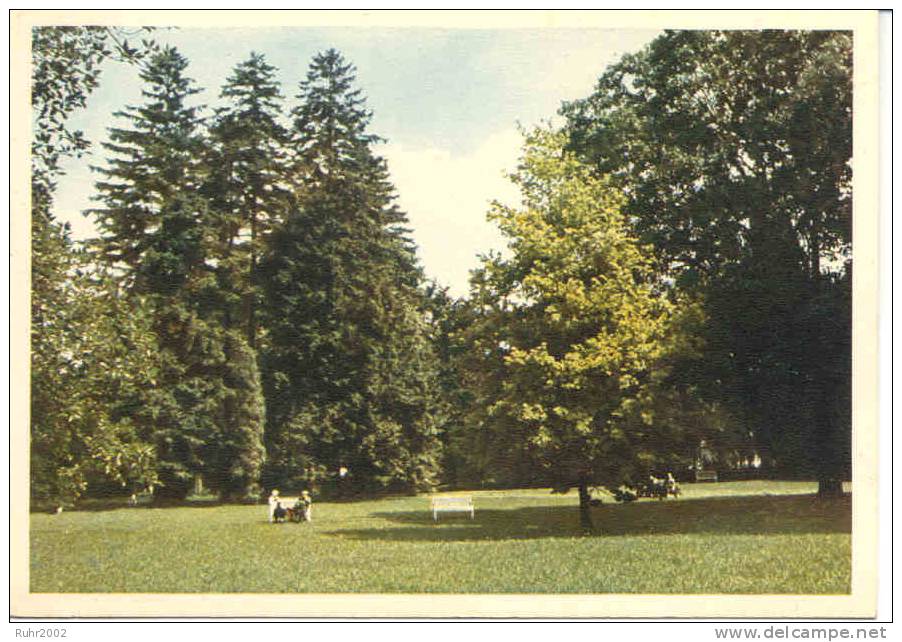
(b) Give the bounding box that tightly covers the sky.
[54,26,659,296]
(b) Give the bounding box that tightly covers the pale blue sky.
[54,27,658,295]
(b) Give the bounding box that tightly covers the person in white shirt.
[268,489,281,523]
[300,490,312,522]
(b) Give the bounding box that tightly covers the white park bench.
[695,469,719,482]
[431,495,475,521]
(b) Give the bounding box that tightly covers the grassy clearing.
[30,481,850,594]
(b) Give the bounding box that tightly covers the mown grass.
[29,481,851,594]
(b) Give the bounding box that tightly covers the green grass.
[30,481,850,594]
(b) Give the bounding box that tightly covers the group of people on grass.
[268,489,313,523]
[266,466,352,522]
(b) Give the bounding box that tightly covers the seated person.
[289,498,304,522]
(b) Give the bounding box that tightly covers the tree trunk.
[812,307,845,500]
[577,476,594,534]
[152,482,190,504]
[248,205,257,351]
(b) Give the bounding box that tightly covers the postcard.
[10,8,882,619]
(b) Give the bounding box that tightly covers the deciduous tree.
[463,128,705,531]
[30,26,161,508]
[31,223,159,507]
[562,31,852,493]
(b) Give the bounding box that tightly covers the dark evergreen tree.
[90,47,265,500]
[204,330,267,500]
[260,49,440,493]
[197,52,289,500]
[204,52,289,349]
[421,282,480,488]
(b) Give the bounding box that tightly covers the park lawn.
[29,481,850,594]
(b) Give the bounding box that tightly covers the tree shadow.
[36,497,246,513]
[325,493,851,542]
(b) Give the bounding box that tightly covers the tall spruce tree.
[260,49,440,493]
[90,47,265,500]
[205,52,289,349]
[196,53,289,499]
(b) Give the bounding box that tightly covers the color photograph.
[11,9,881,619]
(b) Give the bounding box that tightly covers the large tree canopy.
[259,49,441,494]
[30,26,161,508]
[562,30,851,286]
[31,222,160,506]
[90,47,265,500]
[561,31,852,493]
[462,128,709,530]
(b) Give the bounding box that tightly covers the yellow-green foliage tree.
[464,128,703,531]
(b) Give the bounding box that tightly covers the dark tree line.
[31,28,852,514]
[560,30,852,495]
[32,38,440,505]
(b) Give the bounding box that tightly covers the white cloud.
[381,128,523,297]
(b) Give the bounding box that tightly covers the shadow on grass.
[35,497,243,513]
[325,493,851,542]
[37,490,417,514]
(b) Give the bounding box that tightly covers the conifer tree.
[205,52,289,349]
[91,47,265,500]
[198,53,289,499]
[204,330,267,500]
[260,49,440,493]
[90,47,209,499]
